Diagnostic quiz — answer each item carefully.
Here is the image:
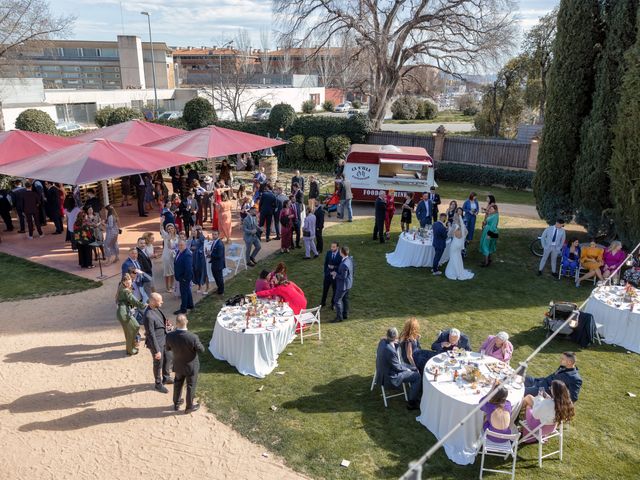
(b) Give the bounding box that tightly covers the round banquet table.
[208,302,296,378]
[386,232,451,268]
[583,286,640,354]
[416,352,524,465]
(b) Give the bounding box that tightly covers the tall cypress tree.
[609,9,640,247]
[533,0,601,223]
[572,0,639,235]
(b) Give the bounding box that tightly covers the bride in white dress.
[445,208,475,281]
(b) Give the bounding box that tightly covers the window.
[310,93,320,105]
[99,48,119,58]
[62,48,81,57]
[41,65,61,71]
[82,48,99,57]
[43,48,63,56]
[62,66,81,72]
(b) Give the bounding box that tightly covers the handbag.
[303,230,311,237]
[487,230,499,239]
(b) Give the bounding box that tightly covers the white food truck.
[343,144,436,202]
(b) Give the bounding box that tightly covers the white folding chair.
[295,306,321,344]
[594,322,604,345]
[479,430,520,480]
[518,420,564,468]
[225,243,247,275]
[370,369,408,408]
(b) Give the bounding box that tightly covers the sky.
[48,0,559,49]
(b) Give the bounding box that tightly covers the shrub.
[463,105,479,116]
[301,100,316,114]
[94,106,114,127]
[287,114,371,144]
[305,136,326,162]
[416,100,438,120]
[436,163,534,190]
[391,96,418,120]
[322,100,335,112]
[254,99,271,109]
[183,97,216,130]
[352,99,362,109]
[286,135,306,164]
[15,109,57,134]
[153,117,188,130]
[105,107,143,126]
[326,134,351,161]
[268,103,297,132]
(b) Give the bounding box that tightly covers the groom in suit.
[416,192,433,228]
[209,230,225,295]
[431,213,448,276]
[174,239,194,314]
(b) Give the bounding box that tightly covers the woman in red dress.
[255,274,307,315]
[384,189,396,240]
[279,199,297,253]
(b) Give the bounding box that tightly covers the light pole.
[140,11,158,119]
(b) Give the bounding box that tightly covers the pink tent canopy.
[0,139,198,185]
[145,125,286,158]
[74,119,186,145]
[0,130,80,166]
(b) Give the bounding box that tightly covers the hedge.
[326,134,351,161]
[15,109,57,134]
[305,136,325,162]
[287,114,370,144]
[435,163,534,190]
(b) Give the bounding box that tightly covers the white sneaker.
[27,235,33,240]
[432,271,442,276]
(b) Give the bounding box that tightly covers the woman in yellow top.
[576,238,604,287]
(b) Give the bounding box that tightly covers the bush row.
[391,96,438,120]
[435,163,534,190]
[281,134,351,172]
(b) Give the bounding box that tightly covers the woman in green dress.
[479,204,499,267]
[116,273,146,355]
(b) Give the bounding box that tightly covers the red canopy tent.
[145,125,286,158]
[0,130,80,166]
[0,139,197,186]
[74,119,185,145]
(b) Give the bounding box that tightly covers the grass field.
[436,181,536,206]
[188,216,639,480]
[0,252,99,302]
[384,111,474,124]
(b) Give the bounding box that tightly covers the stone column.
[261,156,278,183]
[527,135,540,171]
[432,124,447,163]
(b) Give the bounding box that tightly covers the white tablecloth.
[584,286,640,353]
[386,232,451,268]
[208,302,296,378]
[416,352,524,465]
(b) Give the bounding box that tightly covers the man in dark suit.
[143,293,174,393]
[372,191,387,243]
[166,314,204,413]
[272,186,284,240]
[84,188,101,214]
[321,241,341,307]
[525,351,583,402]
[332,245,354,322]
[291,182,304,204]
[291,170,305,194]
[415,192,433,228]
[258,185,277,241]
[31,179,47,226]
[22,181,43,238]
[209,230,225,295]
[0,188,13,231]
[133,173,148,217]
[11,180,26,233]
[314,203,325,253]
[169,166,185,197]
[44,182,63,234]
[376,327,421,409]
[431,328,472,353]
[429,186,441,223]
[174,239,194,314]
[136,237,154,296]
[431,213,449,275]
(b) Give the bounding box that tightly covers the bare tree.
[274,0,517,129]
[400,65,446,99]
[259,26,272,74]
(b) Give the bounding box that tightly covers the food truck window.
[378,161,428,179]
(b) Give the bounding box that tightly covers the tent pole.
[101,179,110,206]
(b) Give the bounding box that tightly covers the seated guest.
[623,251,640,287]
[560,238,581,277]
[431,328,471,353]
[479,331,513,363]
[399,317,434,374]
[479,385,512,443]
[524,351,582,403]
[256,273,307,315]
[255,270,270,293]
[267,262,288,287]
[520,379,575,443]
[576,238,604,287]
[602,241,626,281]
[376,327,422,410]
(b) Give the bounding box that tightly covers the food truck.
[344,144,435,202]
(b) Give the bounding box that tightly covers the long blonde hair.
[400,317,421,341]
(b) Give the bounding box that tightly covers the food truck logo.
[352,166,371,180]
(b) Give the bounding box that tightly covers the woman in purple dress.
[479,386,512,442]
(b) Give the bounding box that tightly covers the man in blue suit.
[415,192,433,228]
[431,213,448,275]
[321,241,342,307]
[121,248,143,278]
[332,245,354,322]
[174,239,194,314]
[209,230,225,295]
[259,184,277,241]
[431,328,472,353]
[376,327,421,409]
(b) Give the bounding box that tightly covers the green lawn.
[188,217,638,480]
[0,252,99,301]
[436,181,536,206]
[385,111,474,124]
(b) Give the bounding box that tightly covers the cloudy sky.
[48,0,558,49]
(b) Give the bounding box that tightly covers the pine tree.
[533,0,601,223]
[609,9,640,247]
[572,0,639,235]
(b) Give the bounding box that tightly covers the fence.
[366,131,533,170]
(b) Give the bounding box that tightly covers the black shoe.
[155,384,169,394]
[537,270,542,276]
[163,377,174,385]
[275,236,281,240]
[185,403,200,414]
[140,214,149,217]
[174,399,184,411]
[250,257,257,263]
[313,254,319,258]
[330,318,342,323]
[303,256,311,260]
[265,238,271,242]
[173,309,186,315]
[407,401,419,411]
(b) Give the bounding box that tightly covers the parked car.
[252,108,272,121]
[346,109,360,119]
[157,111,183,121]
[56,122,83,132]
[334,101,353,113]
